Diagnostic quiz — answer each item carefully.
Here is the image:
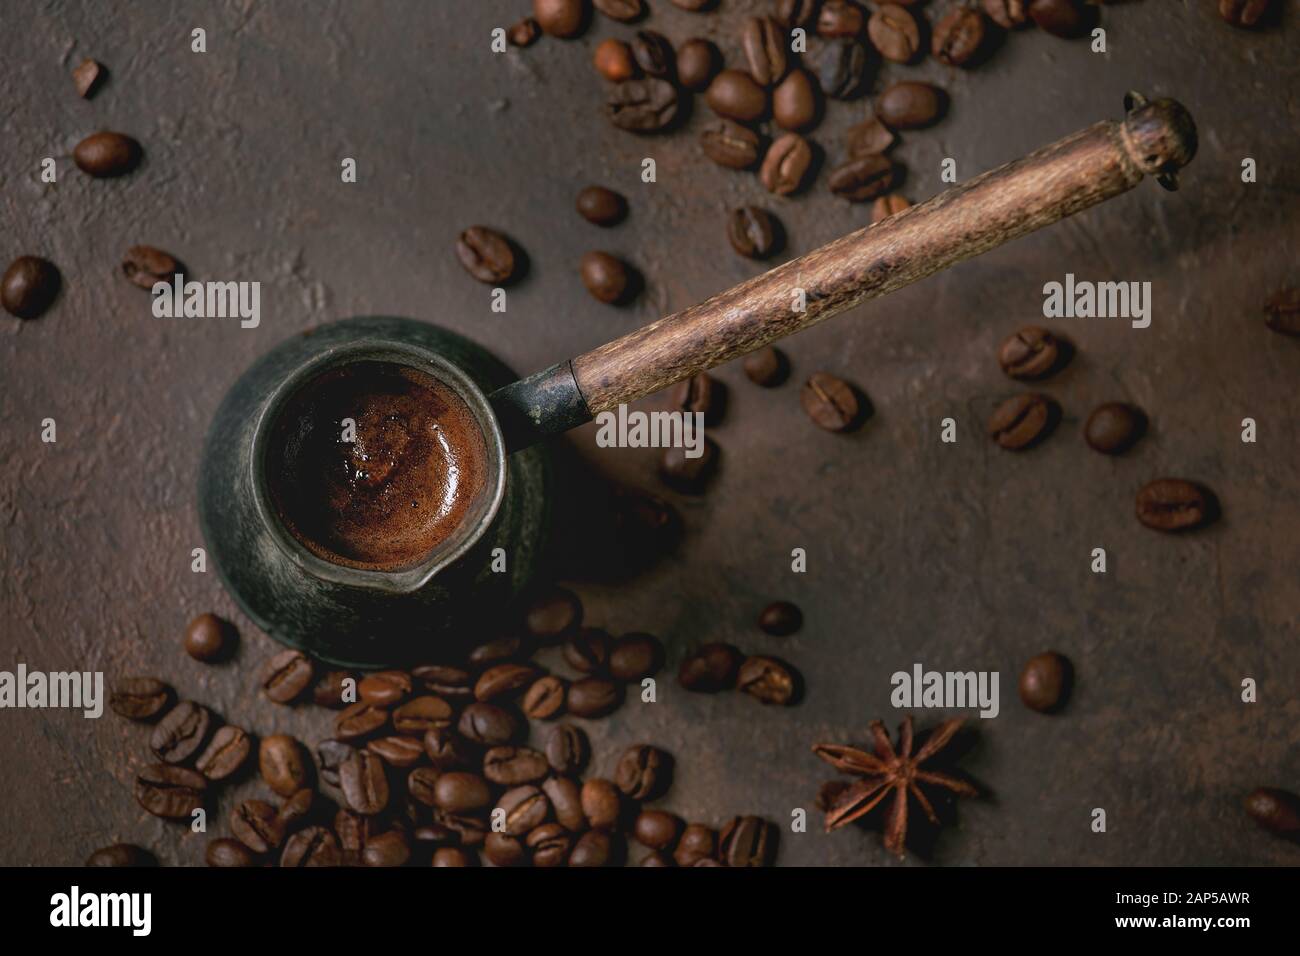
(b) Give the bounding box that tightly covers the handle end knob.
[1121,93,1197,190]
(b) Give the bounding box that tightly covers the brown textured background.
[1,0,1297,866]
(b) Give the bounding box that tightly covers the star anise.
[812,715,977,858]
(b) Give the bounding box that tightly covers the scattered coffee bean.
[392,695,453,734]
[280,826,340,867]
[1028,0,1088,37]
[231,799,283,853]
[871,193,911,222]
[568,676,624,717]
[507,18,541,47]
[876,80,942,128]
[869,4,921,62]
[983,0,1031,29]
[673,823,717,866]
[743,346,787,387]
[86,844,157,867]
[135,764,206,819]
[615,744,671,799]
[458,701,520,746]
[277,788,315,831]
[576,186,627,227]
[1264,288,1299,335]
[761,132,813,195]
[743,16,789,86]
[316,739,356,787]
[632,30,675,79]
[580,251,631,304]
[259,734,309,797]
[367,735,424,768]
[522,676,567,719]
[358,670,411,706]
[818,0,867,38]
[72,58,104,98]
[260,649,313,704]
[678,642,744,692]
[738,656,797,705]
[527,823,573,867]
[1243,788,1300,837]
[1084,402,1145,455]
[195,725,250,781]
[122,245,179,291]
[183,612,231,663]
[670,0,712,9]
[150,700,211,763]
[1,256,61,319]
[758,600,802,636]
[720,815,777,866]
[609,632,664,681]
[339,749,389,814]
[206,838,256,868]
[671,371,725,424]
[1019,652,1071,712]
[606,78,679,132]
[336,700,388,740]
[406,766,441,806]
[705,69,768,122]
[1135,478,1213,532]
[776,0,820,29]
[987,393,1056,449]
[828,154,895,202]
[701,119,762,169]
[594,38,637,82]
[526,585,583,640]
[412,663,474,699]
[533,0,587,38]
[456,226,516,284]
[484,746,550,786]
[660,439,718,494]
[468,634,529,667]
[109,677,171,720]
[311,670,352,708]
[594,0,645,22]
[474,663,541,702]
[73,131,141,177]
[932,6,986,65]
[676,38,719,91]
[431,846,476,866]
[801,372,860,431]
[546,723,589,775]
[998,326,1061,379]
[581,778,622,829]
[498,785,551,835]
[1219,0,1271,27]
[773,68,818,131]
[846,116,896,158]
[423,726,476,770]
[806,38,869,100]
[362,829,411,867]
[634,810,683,850]
[570,828,618,866]
[434,771,492,812]
[484,831,527,866]
[564,627,612,674]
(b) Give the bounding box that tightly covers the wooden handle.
[569,95,1196,415]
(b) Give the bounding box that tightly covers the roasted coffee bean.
[818,0,866,37]
[775,0,820,29]
[1028,0,1087,37]
[259,734,309,796]
[474,663,540,702]
[773,69,818,131]
[869,4,921,62]
[743,346,787,387]
[673,823,716,866]
[546,724,589,775]
[634,810,683,850]
[72,58,104,98]
[983,0,1031,28]
[1,256,61,319]
[761,132,812,195]
[527,823,573,867]
[367,735,424,768]
[801,372,860,430]
[758,600,802,636]
[1135,479,1213,532]
[436,811,489,848]
[576,186,627,227]
[278,788,315,831]
[676,38,719,91]
[404,767,440,807]
[1243,788,1300,836]
[720,815,777,867]
[871,193,911,222]
[280,826,340,867]
[543,776,586,831]
[568,677,624,718]
[1219,0,1272,27]
[1264,288,1300,336]
[484,746,550,786]
[392,695,453,734]
[206,838,257,868]
[358,670,412,706]
[498,785,551,835]
[523,676,567,719]
[738,656,796,705]
[594,0,644,21]
[998,326,1060,379]
[580,251,631,304]
[534,0,587,38]
[317,739,356,786]
[412,821,455,847]
[86,844,156,867]
[672,371,725,425]
[641,851,673,866]
[632,30,675,79]
[988,393,1056,449]
[432,846,477,866]
[458,702,519,746]
[806,38,869,100]
[525,584,583,641]
[569,829,618,867]
[594,38,637,82]
[1019,651,1071,712]
[260,649,313,704]
[609,632,664,681]
[423,727,476,770]
[846,117,896,158]
[134,764,205,819]
[484,831,528,866]
[701,120,762,169]
[933,6,986,65]
[564,628,612,674]
[362,829,411,867]
[195,725,250,781]
[582,778,622,829]
[615,744,671,799]
[411,664,474,699]
[705,69,768,123]
[312,670,353,708]
[678,642,744,692]
[468,635,528,668]
[231,799,284,853]
[743,16,788,86]
[1084,402,1144,455]
[507,18,541,46]
[434,771,492,812]
[150,700,211,763]
[660,439,718,494]
[73,131,141,177]
[828,154,894,201]
[876,80,941,128]
[456,226,515,284]
[123,246,180,291]
[109,677,171,720]
[606,78,678,132]
[670,0,712,9]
